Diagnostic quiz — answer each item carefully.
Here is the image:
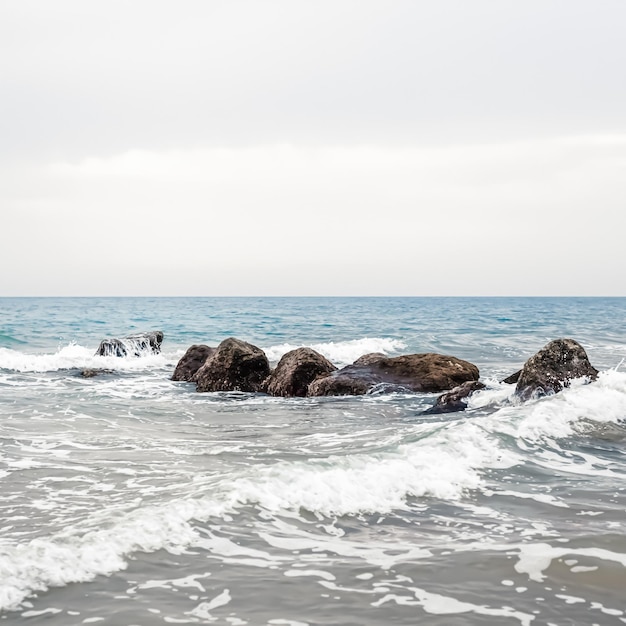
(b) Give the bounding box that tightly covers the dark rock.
[307,353,480,397]
[502,370,521,384]
[423,380,486,415]
[307,365,379,396]
[172,345,215,382]
[515,338,599,401]
[195,337,270,393]
[371,353,480,392]
[353,353,387,366]
[264,347,337,397]
[96,331,164,357]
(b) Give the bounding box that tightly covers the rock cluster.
[172,337,481,398]
[424,338,599,413]
[98,332,601,413]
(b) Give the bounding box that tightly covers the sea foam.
[488,369,626,443]
[0,415,509,611]
[0,344,171,373]
[264,337,406,367]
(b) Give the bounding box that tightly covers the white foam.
[0,344,172,373]
[514,542,626,582]
[373,587,533,626]
[188,589,231,620]
[466,382,515,409]
[0,498,229,612]
[487,490,569,508]
[263,338,406,367]
[555,593,585,605]
[7,369,621,613]
[1,416,507,613]
[21,608,62,617]
[482,370,626,446]
[284,569,336,581]
[230,421,510,516]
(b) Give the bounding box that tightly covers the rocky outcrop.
[168,335,603,404]
[423,380,486,414]
[515,338,598,401]
[195,337,270,393]
[264,347,337,397]
[307,353,480,396]
[96,331,164,357]
[172,345,215,382]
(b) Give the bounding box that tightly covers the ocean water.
[1,296,626,626]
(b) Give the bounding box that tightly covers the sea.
[1,296,626,626]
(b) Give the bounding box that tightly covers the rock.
[515,338,599,401]
[172,345,215,382]
[195,337,270,393]
[96,331,164,357]
[307,365,380,396]
[502,370,521,384]
[264,347,337,397]
[371,354,480,392]
[307,353,480,396]
[353,353,387,366]
[423,380,486,415]
[78,368,115,378]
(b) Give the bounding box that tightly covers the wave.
[0,496,230,612]
[0,337,405,373]
[0,344,173,373]
[0,333,26,349]
[0,406,519,612]
[264,337,407,366]
[471,369,626,443]
[3,365,626,611]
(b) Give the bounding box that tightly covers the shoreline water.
[1,297,626,624]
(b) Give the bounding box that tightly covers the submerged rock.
[307,353,480,396]
[96,331,164,357]
[78,368,115,378]
[172,344,215,382]
[195,337,270,393]
[515,338,598,401]
[264,347,337,397]
[501,370,521,384]
[307,365,380,396]
[422,380,486,415]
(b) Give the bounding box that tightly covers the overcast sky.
[2,0,625,296]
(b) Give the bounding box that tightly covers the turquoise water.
[1,297,626,624]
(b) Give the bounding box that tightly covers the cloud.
[2,135,625,295]
[1,1,625,295]
[1,0,625,158]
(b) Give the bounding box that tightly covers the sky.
[1,0,625,296]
